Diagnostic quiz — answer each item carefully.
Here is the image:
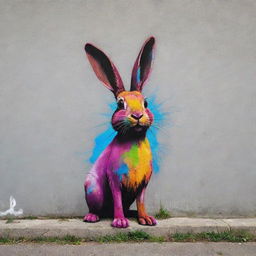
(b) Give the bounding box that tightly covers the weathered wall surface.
[0,0,255,217]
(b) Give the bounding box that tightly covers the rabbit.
[83,37,157,228]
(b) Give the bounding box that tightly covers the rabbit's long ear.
[85,43,125,97]
[130,37,155,92]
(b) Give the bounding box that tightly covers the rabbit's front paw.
[83,213,99,223]
[112,217,129,228]
[138,215,157,226]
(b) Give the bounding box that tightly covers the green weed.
[155,205,171,219]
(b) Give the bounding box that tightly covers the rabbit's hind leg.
[83,173,105,223]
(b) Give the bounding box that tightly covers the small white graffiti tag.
[0,196,23,217]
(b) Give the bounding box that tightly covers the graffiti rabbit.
[84,37,157,228]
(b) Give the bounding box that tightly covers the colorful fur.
[83,37,157,228]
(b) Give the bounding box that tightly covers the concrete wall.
[0,0,255,217]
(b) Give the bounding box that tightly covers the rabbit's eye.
[117,99,125,109]
[144,99,148,108]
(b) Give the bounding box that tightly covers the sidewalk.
[1,242,256,256]
[1,218,256,238]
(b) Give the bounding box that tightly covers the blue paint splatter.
[115,163,129,181]
[89,103,117,164]
[87,184,95,194]
[89,95,167,174]
[136,68,141,84]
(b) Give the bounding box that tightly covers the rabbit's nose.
[131,113,143,120]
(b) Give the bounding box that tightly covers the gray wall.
[0,0,255,217]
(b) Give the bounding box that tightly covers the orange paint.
[136,201,147,217]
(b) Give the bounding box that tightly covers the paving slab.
[0,218,255,238]
[1,242,256,256]
[223,218,256,233]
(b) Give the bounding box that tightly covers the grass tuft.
[97,230,154,243]
[149,236,165,242]
[5,217,14,224]
[0,235,82,245]
[155,205,171,219]
[62,235,81,244]
[170,230,255,243]
[31,235,82,245]
[0,237,13,243]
